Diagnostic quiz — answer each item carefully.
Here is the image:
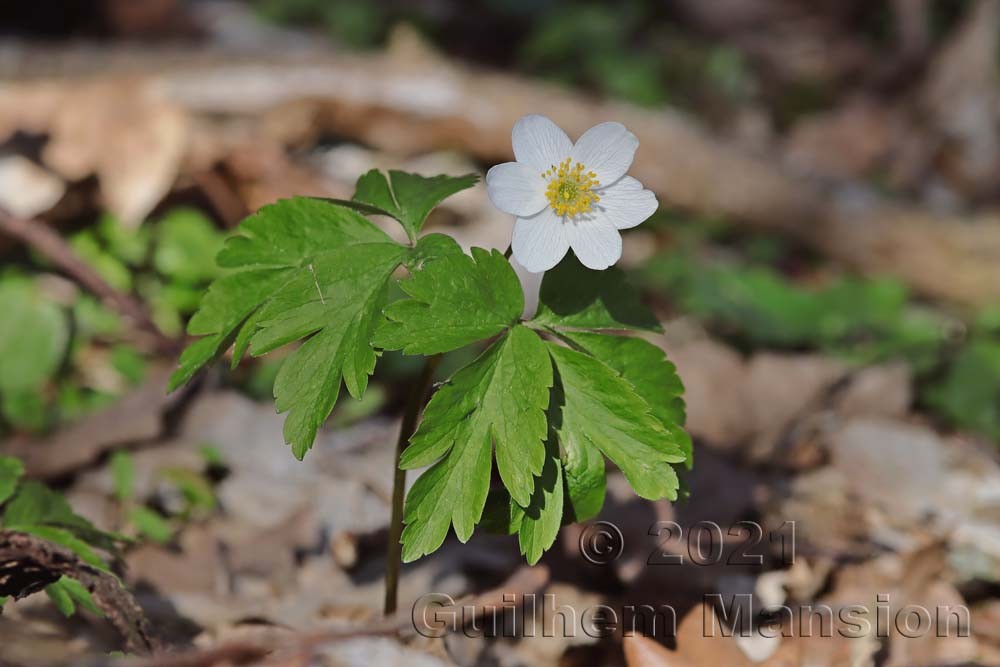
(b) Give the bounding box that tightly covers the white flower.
[486,114,658,272]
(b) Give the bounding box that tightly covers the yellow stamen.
[542,158,600,217]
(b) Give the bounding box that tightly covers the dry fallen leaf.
[0,155,65,218]
[623,634,691,667]
[0,79,188,227]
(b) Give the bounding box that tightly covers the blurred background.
[1,1,999,665]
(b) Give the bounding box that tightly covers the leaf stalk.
[384,353,441,615]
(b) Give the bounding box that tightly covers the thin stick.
[0,206,178,354]
[384,354,441,615]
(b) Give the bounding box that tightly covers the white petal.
[486,162,547,217]
[570,121,638,185]
[511,207,570,273]
[563,215,622,270]
[595,176,658,229]
[512,114,573,174]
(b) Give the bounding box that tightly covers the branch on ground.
[0,530,161,655]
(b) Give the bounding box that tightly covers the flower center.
[543,158,600,217]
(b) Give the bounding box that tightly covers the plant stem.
[384,354,441,615]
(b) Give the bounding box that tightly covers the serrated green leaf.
[257,246,405,458]
[170,198,414,457]
[550,382,606,522]
[510,436,564,564]
[169,335,228,391]
[334,170,478,242]
[375,248,523,355]
[548,343,684,502]
[0,456,24,506]
[480,489,520,535]
[248,243,405,355]
[401,325,551,561]
[531,255,660,332]
[407,233,465,269]
[563,332,692,467]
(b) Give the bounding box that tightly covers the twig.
[7,368,188,479]
[128,565,549,667]
[384,354,442,615]
[0,206,178,354]
[0,530,161,655]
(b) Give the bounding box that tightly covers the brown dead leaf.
[674,603,754,665]
[0,155,65,218]
[668,337,751,449]
[623,634,691,667]
[921,0,1000,198]
[43,79,187,227]
[834,362,912,418]
[0,78,187,227]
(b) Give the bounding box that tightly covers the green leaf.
[46,578,76,617]
[129,506,173,544]
[153,209,225,284]
[562,332,692,467]
[110,346,148,385]
[170,336,228,391]
[70,232,132,292]
[0,456,24,506]
[926,340,1000,440]
[1,390,47,431]
[479,489,520,535]
[550,381,606,523]
[510,436,564,564]
[407,233,465,269]
[375,248,523,355]
[97,213,150,266]
[162,468,216,515]
[11,525,108,571]
[401,325,552,561]
[46,576,101,617]
[336,170,478,242]
[0,278,69,394]
[171,198,400,389]
[110,451,135,503]
[3,481,80,528]
[169,198,415,458]
[262,248,405,458]
[2,481,122,558]
[532,255,660,332]
[548,343,685,503]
